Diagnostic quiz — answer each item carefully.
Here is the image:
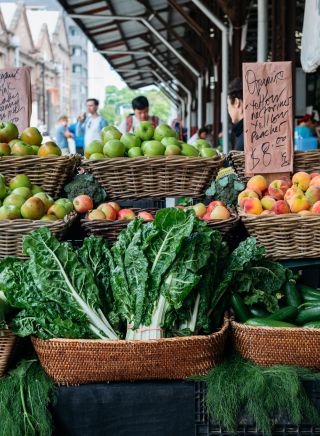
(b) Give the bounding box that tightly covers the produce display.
[238,171,320,215]
[206,167,245,207]
[0,122,62,157]
[84,123,219,159]
[0,173,73,220]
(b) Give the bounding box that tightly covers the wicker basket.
[228,150,320,184]
[206,211,240,236]
[239,209,320,260]
[81,155,224,199]
[0,329,16,378]
[0,212,77,259]
[0,155,77,198]
[32,318,229,384]
[231,319,320,369]
[81,208,158,244]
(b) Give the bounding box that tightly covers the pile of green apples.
[0,121,62,157]
[84,123,219,159]
[0,174,74,220]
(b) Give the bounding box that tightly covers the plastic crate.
[195,381,320,435]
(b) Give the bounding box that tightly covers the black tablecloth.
[53,381,195,436]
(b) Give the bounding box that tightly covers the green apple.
[0,122,19,143]
[84,140,104,158]
[31,145,40,155]
[143,141,165,157]
[21,197,46,219]
[193,139,211,150]
[8,138,21,148]
[128,147,143,157]
[89,153,105,160]
[11,142,33,156]
[40,215,58,221]
[134,122,154,141]
[47,203,67,219]
[154,124,177,142]
[21,127,42,146]
[11,187,32,199]
[55,198,74,214]
[9,174,32,190]
[3,194,25,209]
[200,148,218,157]
[165,145,181,156]
[121,133,141,150]
[0,204,21,219]
[161,137,180,147]
[0,143,11,156]
[31,184,44,195]
[34,192,54,212]
[181,144,199,157]
[101,126,121,143]
[0,180,7,199]
[103,140,125,157]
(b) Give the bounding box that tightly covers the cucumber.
[244,318,296,328]
[284,281,301,307]
[268,306,298,321]
[231,294,250,323]
[296,306,320,324]
[300,284,320,302]
[249,306,269,318]
[302,322,320,328]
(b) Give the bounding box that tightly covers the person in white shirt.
[76,98,108,148]
[189,127,211,145]
[118,96,159,134]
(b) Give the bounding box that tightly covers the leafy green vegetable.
[63,172,107,206]
[194,355,320,435]
[206,170,245,207]
[0,359,55,436]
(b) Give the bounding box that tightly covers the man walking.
[76,98,108,147]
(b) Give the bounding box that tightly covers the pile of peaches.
[238,172,320,216]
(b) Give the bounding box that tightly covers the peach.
[117,209,136,220]
[272,200,290,214]
[280,176,292,189]
[268,180,287,200]
[238,189,259,208]
[247,175,268,196]
[243,197,263,215]
[298,210,313,216]
[310,176,320,188]
[207,200,225,213]
[261,210,275,215]
[106,202,121,213]
[202,212,212,221]
[210,205,231,220]
[292,172,311,191]
[87,209,106,220]
[138,211,154,221]
[311,173,320,180]
[311,201,320,214]
[305,186,320,206]
[98,204,117,220]
[284,185,304,202]
[191,203,207,218]
[261,195,276,210]
[288,194,310,213]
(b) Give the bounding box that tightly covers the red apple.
[98,204,117,220]
[207,200,225,213]
[191,203,207,218]
[107,202,121,213]
[202,212,212,221]
[117,209,136,220]
[73,195,93,213]
[87,209,106,220]
[138,211,154,221]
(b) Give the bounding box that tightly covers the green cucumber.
[300,284,320,302]
[284,281,301,307]
[231,294,250,323]
[296,306,320,324]
[302,322,320,328]
[268,306,298,322]
[244,318,296,328]
[249,306,269,318]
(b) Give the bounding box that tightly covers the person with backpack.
[119,96,159,133]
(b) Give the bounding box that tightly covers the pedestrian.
[118,96,159,133]
[189,126,211,145]
[69,117,85,155]
[76,99,108,148]
[227,78,244,151]
[55,115,73,155]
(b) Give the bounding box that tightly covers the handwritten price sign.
[0,67,32,134]
[243,62,293,175]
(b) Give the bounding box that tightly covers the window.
[72,64,82,74]
[72,46,82,56]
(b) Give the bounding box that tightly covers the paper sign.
[0,67,32,134]
[243,62,293,175]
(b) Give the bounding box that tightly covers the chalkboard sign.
[0,67,32,134]
[243,62,293,176]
